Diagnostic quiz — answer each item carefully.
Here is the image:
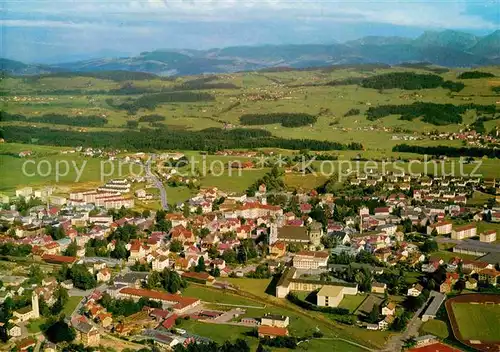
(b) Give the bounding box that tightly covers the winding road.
[146,155,168,210]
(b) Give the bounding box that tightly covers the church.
[12,292,40,323]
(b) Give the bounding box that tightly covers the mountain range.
[2,30,499,76]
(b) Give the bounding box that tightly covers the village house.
[152,255,170,271]
[381,302,396,316]
[72,316,100,346]
[269,241,286,258]
[257,326,289,339]
[478,268,500,286]
[371,282,387,294]
[96,268,111,282]
[440,273,459,293]
[260,313,290,328]
[407,284,424,297]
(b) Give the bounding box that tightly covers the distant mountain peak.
[2,30,499,76]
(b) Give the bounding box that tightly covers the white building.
[292,251,329,270]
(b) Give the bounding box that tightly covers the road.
[146,155,168,210]
[382,299,427,352]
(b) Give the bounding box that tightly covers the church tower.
[31,292,40,319]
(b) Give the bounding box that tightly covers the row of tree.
[360,72,464,92]
[0,111,108,127]
[367,102,496,125]
[392,143,500,158]
[110,91,215,114]
[1,125,361,152]
[239,113,318,128]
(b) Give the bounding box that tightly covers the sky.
[1,0,499,63]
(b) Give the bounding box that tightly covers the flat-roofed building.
[317,286,345,308]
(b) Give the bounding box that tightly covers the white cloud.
[2,0,498,30]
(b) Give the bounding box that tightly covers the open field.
[339,294,368,313]
[450,303,500,341]
[63,296,83,316]
[420,319,449,339]
[182,285,264,306]
[2,66,500,155]
[433,250,478,262]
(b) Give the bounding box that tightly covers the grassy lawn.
[404,272,422,284]
[0,151,136,194]
[63,296,83,316]
[223,278,273,299]
[420,319,449,339]
[27,318,45,333]
[433,250,478,262]
[451,302,500,341]
[298,339,367,352]
[176,319,256,345]
[182,285,264,307]
[339,294,368,313]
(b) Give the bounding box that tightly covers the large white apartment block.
[451,224,477,240]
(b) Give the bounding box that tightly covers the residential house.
[257,326,289,338]
[152,255,170,272]
[381,302,396,316]
[479,268,500,286]
[269,241,286,258]
[261,314,290,328]
[97,268,111,283]
[407,284,424,297]
[371,282,387,294]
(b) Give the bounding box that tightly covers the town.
[1,155,499,352]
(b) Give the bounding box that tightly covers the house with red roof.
[162,314,178,329]
[257,325,289,338]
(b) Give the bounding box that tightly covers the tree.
[195,257,206,272]
[368,305,380,323]
[70,264,97,290]
[421,239,438,253]
[142,209,151,218]
[64,241,78,257]
[111,241,129,259]
[44,319,76,343]
[170,240,183,253]
[28,265,44,284]
[210,267,221,277]
[183,201,190,218]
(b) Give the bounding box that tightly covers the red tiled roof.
[453,224,476,232]
[258,325,288,337]
[119,288,199,307]
[42,254,77,264]
[181,271,214,282]
[296,250,329,258]
[162,314,178,329]
[17,338,36,350]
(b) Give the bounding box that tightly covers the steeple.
[31,292,39,319]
